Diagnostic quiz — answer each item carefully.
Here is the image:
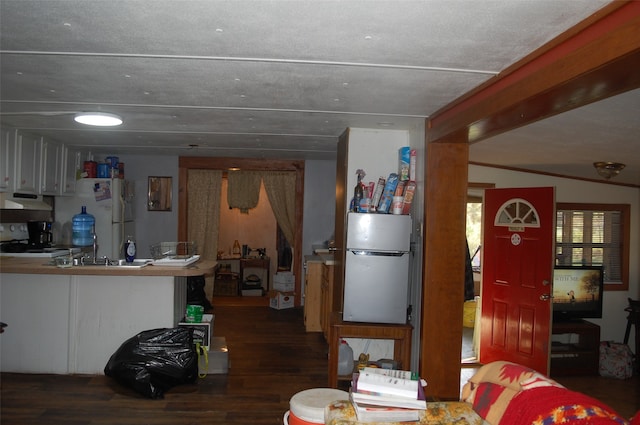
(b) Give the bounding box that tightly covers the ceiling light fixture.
[74,112,123,127]
[593,161,625,180]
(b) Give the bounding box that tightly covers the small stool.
[623,298,640,371]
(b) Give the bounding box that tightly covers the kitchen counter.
[0,257,216,276]
[0,257,216,375]
[305,254,323,263]
[305,252,336,266]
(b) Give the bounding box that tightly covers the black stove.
[1,240,51,253]
[0,240,74,258]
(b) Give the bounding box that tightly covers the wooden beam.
[421,139,469,400]
[428,1,640,143]
[421,2,639,399]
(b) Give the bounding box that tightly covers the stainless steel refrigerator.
[54,178,135,259]
[343,212,412,324]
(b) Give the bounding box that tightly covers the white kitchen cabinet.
[0,273,186,374]
[60,145,81,196]
[0,128,16,192]
[39,138,62,195]
[14,132,41,194]
[0,274,72,374]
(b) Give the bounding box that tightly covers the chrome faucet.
[92,224,98,262]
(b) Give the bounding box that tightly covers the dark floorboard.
[1,306,327,425]
[1,304,639,423]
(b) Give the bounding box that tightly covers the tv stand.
[550,320,600,376]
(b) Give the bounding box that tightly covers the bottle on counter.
[232,239,241,256]
[125,236,136,262]
[72,206,95,247]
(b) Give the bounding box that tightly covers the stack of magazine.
[350,367,427,422]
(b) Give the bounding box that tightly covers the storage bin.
[284,388,348,425]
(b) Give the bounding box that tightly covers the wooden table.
[328,312,413,388]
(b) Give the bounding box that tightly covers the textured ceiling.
[1,0,637,185]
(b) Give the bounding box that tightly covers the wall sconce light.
[593,161,625,180]
[74,112,123,127]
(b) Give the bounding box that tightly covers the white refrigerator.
[343,213,412,324]
[55,178,135,259]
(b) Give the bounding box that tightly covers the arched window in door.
[494,198,541,228]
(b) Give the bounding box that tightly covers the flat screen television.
[552,266,604,322]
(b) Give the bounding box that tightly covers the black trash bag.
[187,275,213,312]
[104,327,198,399]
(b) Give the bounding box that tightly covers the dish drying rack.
[150,242,197,260]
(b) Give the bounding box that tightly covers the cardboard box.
[197,336,229,375]
[178,314,214,349]
[273,272,295,291]
[273,281,294,292]
[269,291,295,310]
[274,271,294,284]
[273,282,294,292]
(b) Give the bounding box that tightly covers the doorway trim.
[178,157,305,306]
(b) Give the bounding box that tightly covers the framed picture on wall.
[148,176,172,211]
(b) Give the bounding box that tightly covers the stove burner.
[0,240,52,253]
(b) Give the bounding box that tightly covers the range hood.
[1,193,53,211]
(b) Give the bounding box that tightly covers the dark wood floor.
[1,305,327,425]
[1,303,639,424]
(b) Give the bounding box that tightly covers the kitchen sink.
[112,259,153,268]
[64,257,152,268]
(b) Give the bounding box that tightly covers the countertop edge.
[304,253,336,266]
[0,258,216,277]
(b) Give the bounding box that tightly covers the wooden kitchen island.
[0,257,215,375]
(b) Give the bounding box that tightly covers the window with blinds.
[556,203,630,290]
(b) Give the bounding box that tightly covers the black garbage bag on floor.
[187,275,213,312]
[104,327,198,399]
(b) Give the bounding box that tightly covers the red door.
[479,187,555,374]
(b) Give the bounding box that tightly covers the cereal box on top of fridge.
[399,147,410,181]
[377,173,399,214]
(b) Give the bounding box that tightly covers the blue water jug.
[72,206,95,246]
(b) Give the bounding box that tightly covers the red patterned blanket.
[500,386,628,425]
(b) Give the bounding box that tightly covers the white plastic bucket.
[283,388,348,425]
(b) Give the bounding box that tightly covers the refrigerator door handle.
[349,250,406,257]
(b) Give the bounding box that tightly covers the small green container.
[185,304,204,323]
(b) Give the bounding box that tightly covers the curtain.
[262,171,296,246]
[187,169,222,298]
[227,170,261,213]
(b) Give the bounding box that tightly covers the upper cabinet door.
[40,138,62,195]
[15,132,41,194]
[61,145,81,196]
[0,128,16,192]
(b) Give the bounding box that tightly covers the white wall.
[469,164,640,352]
[345,128,410,203]
[116,155,179,259]
[121,156,340,261]
[302,160,337,256]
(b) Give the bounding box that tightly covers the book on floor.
[351,373,427,410]
[349,393,422,422]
